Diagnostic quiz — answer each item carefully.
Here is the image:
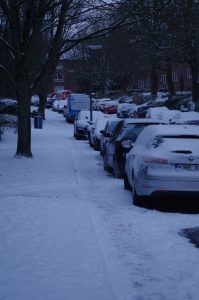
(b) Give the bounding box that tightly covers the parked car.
[98,99,114,112]
[45,97,56,109]
[90,116,114,150]
[52,100,60,112]
[95,98,111,111]
[171,111,199,125]
[74,110,90,139]
[103,100,119,114]
[58,99,68,114]
[86,111,104,145]
[145,106,169,119]
[125,124,199,206]
[65,93,90,123]
[135,101,165,118]
[103,118,163,178]
[0,99,17,115]
[100,118,121,156]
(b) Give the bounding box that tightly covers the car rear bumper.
[136,175,199,196]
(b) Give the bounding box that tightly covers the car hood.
[76,119,89,128]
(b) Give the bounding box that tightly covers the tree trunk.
[190,61,199,102]
[38,94,46,120]
[166,64,175,97]
[16,87,32,157]
[150,63,158,98]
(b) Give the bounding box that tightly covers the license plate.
[174,164,199,171]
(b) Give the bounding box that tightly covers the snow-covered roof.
[141,124,199,137]
[173,111,199,121]
[123,118,164,125]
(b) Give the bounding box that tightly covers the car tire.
[124,172,131,190]
[88,135,93,147]
[103,154,111,172]
[113,158,122,178]
[93,140,99,151]
[132,173,144,207]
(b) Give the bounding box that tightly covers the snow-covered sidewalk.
[1,110,199,300]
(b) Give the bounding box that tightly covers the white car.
[145,106,169,119]
[74,110,91,140]
[91,115,116,150]
[171,111,199,125]
[58,99,68,114]
[52,100,59,112]
[124,125,199,206]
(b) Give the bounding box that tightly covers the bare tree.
[0,0,146,157]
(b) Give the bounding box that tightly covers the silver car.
[125,125,199,206]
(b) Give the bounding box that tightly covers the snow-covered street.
[1,110,199,300]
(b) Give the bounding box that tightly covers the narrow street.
[1,110,199,300]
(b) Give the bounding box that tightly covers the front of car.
[74,111,90,139]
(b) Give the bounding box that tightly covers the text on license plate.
[174,164,199,171]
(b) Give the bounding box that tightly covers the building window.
[172,71,178,82]
[186,67,192,79]
[54,73,64,82]
[56,61,64,69]
[160,74,166,84]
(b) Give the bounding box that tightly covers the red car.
[103,101,118,114]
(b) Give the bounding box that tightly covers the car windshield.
[107,120,120,132]
[119,125,146,142]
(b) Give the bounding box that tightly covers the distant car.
[125,125,199,206]
[52,100,59,112]
[74,110,90,140]
[0,99,17,115]
[45,97,56,109]
[58,99,68,114]
[145,106,169,119]
[103,100,119,114]
[136,102,165,118]
[171,111,199,125]
[103,118,163,178]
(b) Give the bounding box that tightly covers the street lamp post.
[88,44,102,121]
[66,69,75,91]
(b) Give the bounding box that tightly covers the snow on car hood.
[76,119,89,128]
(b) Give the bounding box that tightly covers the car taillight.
[143,156,168,164]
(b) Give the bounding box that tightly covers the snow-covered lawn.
[1,110,199,300]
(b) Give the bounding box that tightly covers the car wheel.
[124,172,131,190]
[113,158,122,178]
[88,135,93,147]
[103,154,111,172]
[132,172,144,207]
[93,140,98,151]
[100,146,104,156]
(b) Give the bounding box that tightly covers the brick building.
[50,58,85,94]
[128,62,193,92]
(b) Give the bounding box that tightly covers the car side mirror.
[121,140,134,151]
